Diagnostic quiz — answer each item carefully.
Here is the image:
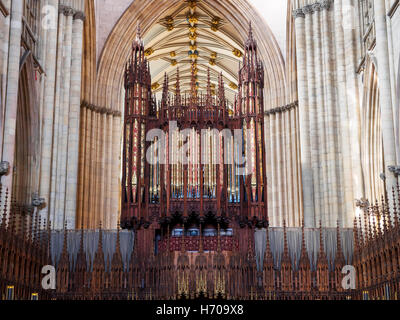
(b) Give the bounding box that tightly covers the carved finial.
[336,220,342,253]
[1,188,8,229]
[353,218,359,252]
[301,219,307,253]
[283,220,289,257]
[116,220,121,254]
[190,63,198,104]
[248,21,253,40]
[319,220,325,256]
[98,221,103,251]
[162,72,169,106]
[218,72,225,106]
[62,221,68,256]
[175,67,181,105]
[136,22,142,40]
[381,195,388,234]
[393,185,399,228]
[245,21,257,49]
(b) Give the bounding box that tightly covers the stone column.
[334,0,354,226]
[65,11,85,229]
[304,4,320,227]
[111,114,122,228]
[39,0,59,222]
[269,113,278,226]
[374,0,399,201]
[1,0,23,200]
[54,7,74,229]
[50,9,65,226]
[0,0,11,149]
[343,0,363,227]
[105,113,113,228]
[99,112,106,226]
[321,1,340,225]
[294,8,314,227]
[77,105,86,227]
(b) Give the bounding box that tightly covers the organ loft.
[121,25,268,263]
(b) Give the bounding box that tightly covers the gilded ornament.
[189,26,197,34]
[189,32,198,41]
[144,48,154,57]
[187,14,198,24]
[229,82,238,90]
[232,48,243,58]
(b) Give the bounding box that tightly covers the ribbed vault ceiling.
[143,0,244,102]
[93,0,287,113]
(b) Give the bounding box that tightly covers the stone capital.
[74,11,86,21]
[302,5,314,15]
[388,165,400,177]
[293,8,305,19]
[59,5,75,17]
[0,161,10,176]
[312,3,322,12]
[32,192,46,208]
[320,0,334,10]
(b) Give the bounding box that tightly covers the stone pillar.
[343,0,363,227]
[111,114,122,228]
[106,113,113,228]
[50,9,65,226]
[1,0,23,200]
[99,112,106,226]
[269,113,278,226]
[54,7,74,229]
[321,1,340,225]
[304,4,320,227]
[334,0,354,226]
[39,0,59,222]
[294,8,314,227]
[374,0,399,201]
[0,0,11,149]
[65,11,85,229]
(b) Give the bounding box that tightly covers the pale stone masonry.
[1,0,23,212]
[0,0,399,230]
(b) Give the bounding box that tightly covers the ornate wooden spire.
[175,67,181,105]
[162,72,169,107]
[282,220,289,261]
[205,67,212,106]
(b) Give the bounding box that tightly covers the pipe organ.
[121,25,268,259]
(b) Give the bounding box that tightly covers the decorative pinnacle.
[283,220,289,257]
[98,221,103,251]
[175,67,181,104]
[336,220,343,254]
[116,220,121,254]
[301,219,306,251]
[319,220,325,256]
[136,22,142,40]
[62,221,68,255]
